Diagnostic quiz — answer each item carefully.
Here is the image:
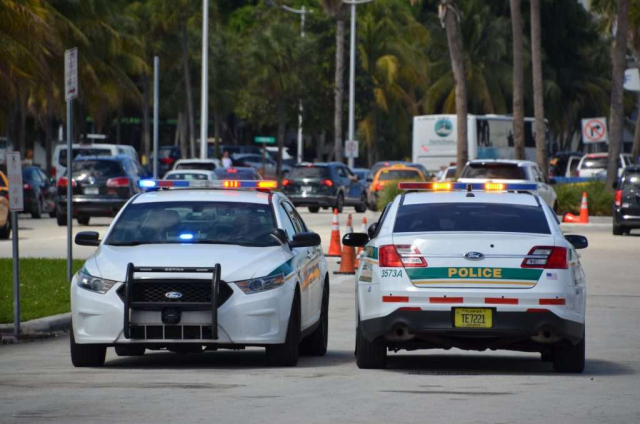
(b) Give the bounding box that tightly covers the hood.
[92,244,291,282]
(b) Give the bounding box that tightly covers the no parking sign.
[581,118,608,143]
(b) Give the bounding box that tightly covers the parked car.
[613,165,640,235]
[214,166,262,180]
[577,153,632,178]
[458,159,558,209]
[172,158,221,172]
[22,166,56,218]
[164,170,218,181]
[437,165,457,181]
[153,146,181,177]
[549,151,583,178]
[56,155,146,226]
[232,153,291,179]
[371,161,407,177]
[53,143,139,182]
[282,163,367,213]
[0,171,10,239]
[370,164,427,210]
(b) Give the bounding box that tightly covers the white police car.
[344,182,587,373]
[71,179,329,367]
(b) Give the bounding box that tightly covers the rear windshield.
[378,169,422,181]
[176,162,216,171]
[72,160,122,177]
[580,157,608,169]
[158,148,178,159]
[60,148,112,166]
[106,201,277,247]
[623,172,640,190]
[215,168,258,180]
[394,203,550,234]
[460,164,527,180]
[290,166,330,179]
[166,172,210,181]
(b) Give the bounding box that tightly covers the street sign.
[6,152,23,212]
[254,136,276,144]
[345,140,359,159]
[624,68,640,91]
[65,48,78,101]
[581,118,608,143]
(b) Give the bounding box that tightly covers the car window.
[38,169,49,181]
[215,168,257,180]
[122,159,136,175]
[337,167,348,178]
[623,172,640,191]
[278,203,297,241]
[460,164,527,180]
[282,202,306,233]
[531,166,544,183]
[394,203,550,234]
[60,148,112,167]
[72,160,122,177]
[176,162,216,171]
[289,166,330,179]
[166,172,210,181]
[580,157,608,169]
[378,169,422,181]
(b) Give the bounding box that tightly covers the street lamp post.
[200,0,209,159]
[268,1,313,164]
[343,0,374,169]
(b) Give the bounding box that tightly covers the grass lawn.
[0,258,84,324]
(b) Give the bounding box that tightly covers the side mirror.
[342,232,369,247]
[565,234,588,250]
[75,231,101,247]
[367,223,378,239]
[289,232,321,248]
[270,229,288,245]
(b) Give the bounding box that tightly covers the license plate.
[454,308,492,328]
[301,186,312,192]
[84,187,99,195]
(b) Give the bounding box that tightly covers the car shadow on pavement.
[104,348,355,370]
[383,353,635,377]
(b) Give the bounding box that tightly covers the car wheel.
[31,198,42,219]
[308,206,320,213]
[57,211,67,226]
[356,319,387,369]
[335,193,344,214]
[300,278,329,356]
[552,332,585,373]
[70,328,106,367]
[355,194,367,213]
[266,290,300,367]
[613,223,623,236]
[77,215,90,226]
[114,345,146,357]
[0,217,11,239]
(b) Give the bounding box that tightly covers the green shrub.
[376,180,404,210]
[554,181,614,216]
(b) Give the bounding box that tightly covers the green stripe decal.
[268,258,295,277]
[365,246,378,260]
[406,267,543,281]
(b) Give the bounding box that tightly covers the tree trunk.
[633,92,640,162]
[510,0,526,160]
[142,74,151,163]
[334,17,346,162]
[531,0,548,177]
[182,23,196,158]
[277,97,285,179]
[441,0,468,175]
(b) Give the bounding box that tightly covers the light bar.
[139,179,278,190]
[397,181,537,192]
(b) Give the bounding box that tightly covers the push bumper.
[58,196,126,217]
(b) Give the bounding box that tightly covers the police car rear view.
[344,182,587,373]
[71,179,329,367]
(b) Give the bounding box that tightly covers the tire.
[77,215,90,226]
[70,329,106,367]
[552,333,585,373]
[57,211,67,226]
[300,279,329,356]
[308,206,320,213]
[266,290,301,367]
[356,320,387,369]
[613,224,623,236]
[335,193,344,214]
[31,198,42,219]
[114,345,146,357]
[355,194,367,213]
[0,217,11,239]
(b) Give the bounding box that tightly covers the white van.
[52,143,138,181]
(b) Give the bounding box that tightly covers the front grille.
[117,280,233,307]
[129,325,215,340]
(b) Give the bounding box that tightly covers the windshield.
[72,160,122,177]
[581,157,608,169]
[290,166,330,179]
[106,201,278,247]
[166,172,210,180]
[394,203,550,234]
[460,164,527,180]
[623,173,640,190]
[378,169,422,181]
[176,162,216,171]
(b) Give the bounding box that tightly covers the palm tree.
[530,0,548,176]
[510,0,525,160]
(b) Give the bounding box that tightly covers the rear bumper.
[286,194,335,208]
[58,197,127,217]
[360,309,584,346]
[614,208,640,228]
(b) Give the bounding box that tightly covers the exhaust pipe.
[531,325,562,344]
[386,324,415,342]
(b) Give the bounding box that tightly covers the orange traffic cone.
[334,214,356,275]
[354,217,368,268]
[563,212,580,223]
[579,192,589,224]
[326,209,342,257]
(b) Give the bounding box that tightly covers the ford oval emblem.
[165,291,183,299]
[464,252,484,261]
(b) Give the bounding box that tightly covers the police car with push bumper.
[344,181,588,373]
[71,179,329,367]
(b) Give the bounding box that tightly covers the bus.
[412,114,548,173]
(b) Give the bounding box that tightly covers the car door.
[38,169,56,212]
[335,166,350,201]
[344,167,362,203]
[277,201,313,330]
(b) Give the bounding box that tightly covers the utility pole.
[153,56,159,178]
[200,0,209,159]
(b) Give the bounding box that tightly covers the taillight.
[614,190,622,207]
[522,246,568,269]
[106,177,130,188]
[282,179,291,187]
[159,158,175,165]
[323,179,334,187]
[23,183,32,190]
[57,177,76,188]
[51,168,57,178]
[379,245,427,268]
[373,182,385,191]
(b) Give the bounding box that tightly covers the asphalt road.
[1,211,639,423]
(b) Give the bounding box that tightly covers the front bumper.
[286,193,335,208]
[58,196,126,217]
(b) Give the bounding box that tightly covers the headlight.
[77,269,118,294]
[234,274,285,294]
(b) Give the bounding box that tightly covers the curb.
[0,312,71,336]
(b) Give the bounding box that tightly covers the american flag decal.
[546,272,558,280]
